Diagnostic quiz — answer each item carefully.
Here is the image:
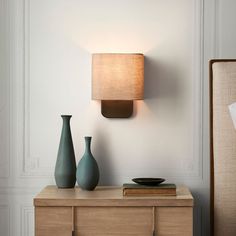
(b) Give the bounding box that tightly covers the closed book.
[123,184,176,196]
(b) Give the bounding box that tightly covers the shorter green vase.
[76,136,99,190]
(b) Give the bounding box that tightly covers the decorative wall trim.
[0,205,10,236]
[0,0,11,178]
[18,0,204,178]
[21,206,34,236]
[18,0,52,178]
[192,0,204,179]
[214,0,220,58]
[0,187,39,195]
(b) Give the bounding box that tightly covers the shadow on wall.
[93,128,116,185]
[144,55,185,120]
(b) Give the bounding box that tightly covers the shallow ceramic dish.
[132,178,165,186]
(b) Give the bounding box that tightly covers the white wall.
[1,0,235,235]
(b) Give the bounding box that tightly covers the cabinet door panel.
[156,207,193,236]
[35,207,72,236]
[75,207,152,236]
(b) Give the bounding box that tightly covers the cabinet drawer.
[35,207,72,236]
[35,206,193,236]
[75,207,153,236]
[156,207,193,236]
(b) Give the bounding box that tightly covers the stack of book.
[122,183,176,196]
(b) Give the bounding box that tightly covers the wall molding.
[0,186,39,195]
[18,0,44,178]
[214,0,220,58]
[21,205,34,236]
[0,0,11,179]
[17,0,205,178]
[192,0,204,179]
[0,205,10,236]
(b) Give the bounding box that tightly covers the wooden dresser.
[34,186,194,236]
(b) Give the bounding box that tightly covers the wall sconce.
[92,53,144,118]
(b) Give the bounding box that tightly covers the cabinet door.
[75,207,153,236]
[155,207,193,236]
[35,207,72,236]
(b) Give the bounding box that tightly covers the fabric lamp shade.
[92,53,144,100]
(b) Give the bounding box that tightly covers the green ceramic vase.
[55,115,76,188]
[76,136,99,190]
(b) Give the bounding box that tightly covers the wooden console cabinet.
[34,186,193,236]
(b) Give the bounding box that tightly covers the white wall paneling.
[0,0,11,232]
[0,205,10,236]
[0,0,10,179]
[0,191,36,236]
[2,0,234,235]
[18,0,204,179]
[215,0,236,58]
[21,206,34,236]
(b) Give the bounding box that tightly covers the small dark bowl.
[132,178,165,186]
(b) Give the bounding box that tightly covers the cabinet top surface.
[34,186,193,207]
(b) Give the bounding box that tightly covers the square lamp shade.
[92,53,144,118]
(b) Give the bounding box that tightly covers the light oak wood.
[34,186,193,207]
[75,207,153,236]
[34,186,193,236]
[35,206,72,236]
[156,207,193,236]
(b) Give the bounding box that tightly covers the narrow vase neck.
[62,115,72,123]
[85,137,92,155]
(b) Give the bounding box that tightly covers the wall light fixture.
[92,53,144,118]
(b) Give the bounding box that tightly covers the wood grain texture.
[34,186,193,236]
[35,206,72,236]
[156,207,193,236]
[75,207,153,236]
[210,60,236,236]
[34,186,193,207]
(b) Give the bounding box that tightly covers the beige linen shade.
[92,53,144,100]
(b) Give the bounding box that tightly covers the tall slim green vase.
[55,115,76,188]
[76,136,99,191]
